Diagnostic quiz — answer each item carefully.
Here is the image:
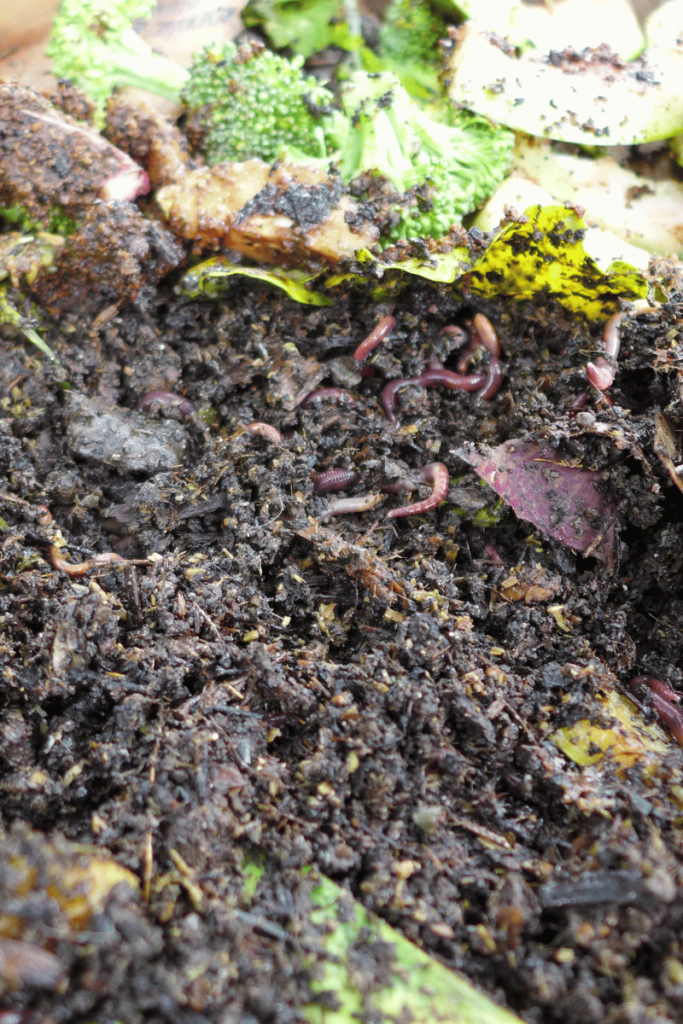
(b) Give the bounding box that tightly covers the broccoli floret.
[337,71,514,242]
[47,0,189,123]
[181,41,347,166]
[377,0,448,95]
[1,204,80,236]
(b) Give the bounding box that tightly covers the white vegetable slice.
[455,0,644,60]
[445,22,683,146]
[512,139,683,255]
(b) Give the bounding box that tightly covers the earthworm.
[323,493,382,516]
[456,349,475,373]
[441,325,468,345]
[49,545,125,578]
[630,675,681,703]
[36,505,52,526]
[313,468,360,494]
[354,315,396,361]
[477,359,504,401]
[417,368,488,393]
[387,462,449,519]
[483,542,505,565]
[603,311,625,360]
[244,421,282,443]
[458,314,500,370]
[628,676,683,746]
[649,691,683,746]
[585,312,625,392]
[380,377,421,421]
[585,357,615,392]
[569,392,590,412]
[382,476,418,495]
[472,313,501,359]
[301,388,355,408]
[139,390,194,421]
[381,370,486,420]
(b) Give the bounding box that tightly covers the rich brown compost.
[2,205,683,1023]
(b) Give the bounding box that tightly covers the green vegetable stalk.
[48,0,189,122]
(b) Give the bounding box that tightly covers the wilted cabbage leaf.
[177,257,333,306]
[328,207,648,321]
[554,689,671,771]
[466,206,648,320]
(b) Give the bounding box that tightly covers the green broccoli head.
[181,41,347,166]
[338,72,514,243]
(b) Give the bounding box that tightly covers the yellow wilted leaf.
[553,688,670,771]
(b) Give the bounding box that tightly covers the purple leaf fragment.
[455,441,618,566]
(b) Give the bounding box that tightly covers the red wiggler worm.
[354,315,396,361]
[313,468,361,494]
[628,676,683,746]
[387,462,449,519]
[244,422,282,443]
[139,391,194,421]
[472,313,501,358]
[477,359,504,401]
[585,358,615,392]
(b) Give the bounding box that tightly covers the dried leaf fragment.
[456,441,618,566]
[653,411,683,495]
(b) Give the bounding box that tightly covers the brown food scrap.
[625,184,656,207]
[497,566,563,605]
[104,95,192,189]
[156,159,379,268]
[298,522,406,604]
[0,824,138,940]
[0,83,146,224]
[30,202,184,316]
[266,351,326,411]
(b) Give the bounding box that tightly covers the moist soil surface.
[2,267,683,1024]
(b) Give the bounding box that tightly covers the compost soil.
[2,231,683,1024]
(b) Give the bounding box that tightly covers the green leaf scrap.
[177,258,333,307]
[306,873,524,1024]
[241,0,364,57]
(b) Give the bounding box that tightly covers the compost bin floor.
[2,274,683,1024]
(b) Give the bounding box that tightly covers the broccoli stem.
[99,31,189,100]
